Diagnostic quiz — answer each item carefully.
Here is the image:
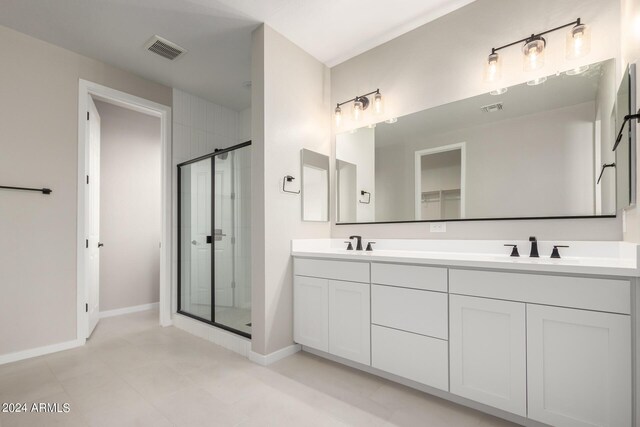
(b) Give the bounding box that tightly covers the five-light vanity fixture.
[485,18,591,86]
[335,89,384,126]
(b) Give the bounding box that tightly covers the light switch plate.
[430,222,446,233]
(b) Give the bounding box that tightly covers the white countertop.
[291,239,640,277]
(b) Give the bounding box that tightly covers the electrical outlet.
[430,222,446,233]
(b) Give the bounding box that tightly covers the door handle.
[98,242,104,248]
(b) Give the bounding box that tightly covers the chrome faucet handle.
[366,242,376,252]
[504,244,519,257]
[344,241,354,250]
[550,245,569,259]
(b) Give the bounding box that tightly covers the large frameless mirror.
[336,58,622,224]
[177,142,252,337]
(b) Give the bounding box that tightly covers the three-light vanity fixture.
[485,18,591,87]
[335,89,384,126]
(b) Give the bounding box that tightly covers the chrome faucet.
[529,236,539,258]
[349,235,363,251]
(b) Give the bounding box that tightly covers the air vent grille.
[145,36,186,60]
[480,102,503,113]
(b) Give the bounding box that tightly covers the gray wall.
[95,101,161,312]
[0,24,171,357]
[330,0,622,240]
[251,24,331,355]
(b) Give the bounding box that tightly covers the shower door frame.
[177,140,252,338]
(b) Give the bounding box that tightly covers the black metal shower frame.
[177,140,252,339]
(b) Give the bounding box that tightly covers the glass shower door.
[178,142,251,338]
[179,157,212,321]
[213,144,251,336]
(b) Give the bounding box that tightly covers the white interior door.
[213,155,233,308]
[190,159,212,307]
[86,96,101,338]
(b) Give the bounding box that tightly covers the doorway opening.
[77,80,172,342]
[177,142,252,338]
[414,143,466,221]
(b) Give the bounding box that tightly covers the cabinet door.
[329,280,370,365]
[293,276,328,351]
[449,295,527,416]
[527,305,631,427]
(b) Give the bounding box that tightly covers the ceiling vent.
[145,35,186,60]
[480,102,504,113]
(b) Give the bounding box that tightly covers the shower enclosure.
[177,142,251,337]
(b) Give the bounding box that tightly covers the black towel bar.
[0,185,52,195]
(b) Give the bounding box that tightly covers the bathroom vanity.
[291,239,640,427]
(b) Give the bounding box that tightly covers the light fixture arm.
[336,89,380,108]
[490,18,581,54]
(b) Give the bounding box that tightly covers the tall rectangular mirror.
[301,149,330,221]
[615,64,637,210]
[336,58,625,224]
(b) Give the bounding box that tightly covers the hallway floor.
[0,310,519,427]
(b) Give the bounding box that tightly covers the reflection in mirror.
[336,58,619,224]
[301,149,330,221]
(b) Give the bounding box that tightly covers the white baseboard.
[100,302,159,319]
[249,344,301,366]
[0,338,85,366]
[172,313,251,357]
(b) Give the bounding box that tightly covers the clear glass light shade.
[483,52,502,83]
[373,92,384,114]
[334,106,342,126]
[522,38,545,72]
[353,100,363,121]
[566,24,591,60]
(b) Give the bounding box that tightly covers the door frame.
[76,79,172,342]
[414,142,466,220]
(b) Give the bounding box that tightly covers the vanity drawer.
[372,325,448,391]
[449,269,630,314]
[371,285,448,339]
[294,258,369,283]
[371,263,447,292]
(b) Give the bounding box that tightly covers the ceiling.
[0,0,475,110]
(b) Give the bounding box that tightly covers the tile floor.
[0,309,520,427]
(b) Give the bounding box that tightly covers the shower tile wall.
[172,89,248,164]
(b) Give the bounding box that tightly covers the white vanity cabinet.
[293,275,329,351]
[292,255,635,427]
[526,305,631,427]
[450,269,632,426]
[449,295,527,416]
[293,258,370,364]
[328,280,370,364]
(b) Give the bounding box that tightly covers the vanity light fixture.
[484,18,590,81]
[334,105,342,126]
[334,89,383,126]
[385,117,398,124]
[483,52,502,83]
[490,87,508,96]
